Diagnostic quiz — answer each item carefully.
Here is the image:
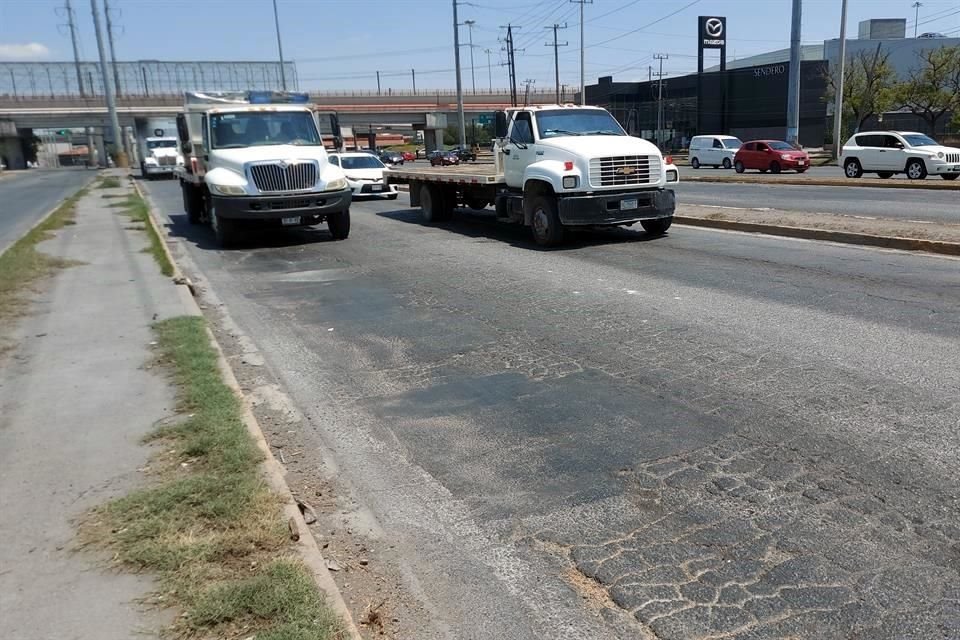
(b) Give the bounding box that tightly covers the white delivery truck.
[384,104,679,247]
[136,118,182,179]
[174,91,351,247]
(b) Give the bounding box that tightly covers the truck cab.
[495,105,677,244]
[139,136,182,179]
[175,91,351,247]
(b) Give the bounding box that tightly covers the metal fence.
[0,60,297,98]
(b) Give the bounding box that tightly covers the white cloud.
[0,43,52,61]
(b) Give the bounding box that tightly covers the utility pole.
[63,0,85,96]
[411,69,416,94]
[501,24,521,106]
[376,70,381,95]
[786,0,802,145]
[464,19,477,94]
[453,0,466,147]
[545,23,569,103]
[569,0,592,105]
[523,79,535,106]
[912,2,922,37]
[832,0,848,159]
[104,0,121,96]
[90,0,126,167]
[653,53,668,149]
[484,48,493,92]
[272,0,287,89]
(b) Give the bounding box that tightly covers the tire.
[528,195,564,247]
[691,157,700,169]
[465,197,488,211]
[877,172,893,179]
[844,158,863,178]
[641,218,672,235]
[327,209,350,240]
[210,212,239,248]
[770,161,781,174]
[182,181,203,225]
[905,159,927,180]
[419,184,452,222]
[722,158,732,170]
[942,173,959,181]
[734,160,745,174]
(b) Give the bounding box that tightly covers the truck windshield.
[536,110,626,138]
[147,140,177,149]
[210,111,322,149]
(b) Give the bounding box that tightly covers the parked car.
[415,147,427,159]
[451,146,477,162]
[428,150,460,166]
[840,131,960,181]
[689,135,742,169]
[401,151,416,162]
[379,150,404,166]
[734,140,809,174]
[328,152,399,199]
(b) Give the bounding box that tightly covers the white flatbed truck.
[385,104,679,247]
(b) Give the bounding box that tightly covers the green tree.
[826,44,896,139]
[894,46,960,135]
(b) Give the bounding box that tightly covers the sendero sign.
[754,65,786,78]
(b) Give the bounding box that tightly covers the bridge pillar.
[0,120,26,171]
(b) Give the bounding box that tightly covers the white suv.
[841,131,960,181]
[689,135,743,169]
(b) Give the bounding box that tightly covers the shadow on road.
[160,209,342,252]
[375,206,669,251]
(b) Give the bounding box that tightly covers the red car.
[401,151,415,162]
[734,140,810,174]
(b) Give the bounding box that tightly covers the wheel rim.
[723,159,731,169]
[692,159,699,168]
[908,163,922,179]
[532,208,550,240]
[846,163,858,177]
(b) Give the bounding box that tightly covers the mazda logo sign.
[705,18,724,38]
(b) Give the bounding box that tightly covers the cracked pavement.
[145,182,960,640]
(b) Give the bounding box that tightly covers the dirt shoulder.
[682,174,960,190]
[677,203,960,246]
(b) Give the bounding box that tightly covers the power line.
[591,0,701,47]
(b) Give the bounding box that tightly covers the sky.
[1,0,959,92]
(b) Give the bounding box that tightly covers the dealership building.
[585,17,960,148]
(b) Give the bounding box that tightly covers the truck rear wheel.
[182,181,203,225]
[420,184,452,222]
[529,195,564,247]
[641,217,672,235]
[465,197,489,211]
[327,209,351,240]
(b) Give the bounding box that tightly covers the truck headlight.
[666,169,679,183]
[324,177,347,191]
[210,183,246,196]
[562,176,578,189]
[144,157,158,165]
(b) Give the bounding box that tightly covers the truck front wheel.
[182,181,203,225]
[211,213,239,248]
[641,217,672,235]
[327,209,351,240]
[529,195,564,247]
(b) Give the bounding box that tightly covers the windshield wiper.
[584,130,623,136]
[543,128,582,136]
[215,144,249,149]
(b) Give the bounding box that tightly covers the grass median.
[80,315,343,640]
[114,191,174,277]
[0,188,85,352]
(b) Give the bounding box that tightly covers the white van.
[689,135,743,169]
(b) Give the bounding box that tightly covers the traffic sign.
[477,114,492,125]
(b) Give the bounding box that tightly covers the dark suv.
[379,150,404,166]
[452,146,476,162]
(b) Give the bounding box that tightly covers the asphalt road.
[674,179,960,224]
[0,169,94,253]
[146,181,960,640]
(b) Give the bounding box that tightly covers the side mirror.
[494,111,508,139]
[181,142,193,154]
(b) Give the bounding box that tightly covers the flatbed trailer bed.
[384,163,503,186]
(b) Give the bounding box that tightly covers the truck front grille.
[248,161,318,193]
[589,155,660,187]
[157,155,176,166]
[945,153,960,164]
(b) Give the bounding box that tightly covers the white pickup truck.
[174,91,351,247]
[385,104,679,246]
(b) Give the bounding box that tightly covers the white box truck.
[174,91,351,247]
[384,105,679,247]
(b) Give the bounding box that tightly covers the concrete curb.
[682,175,960,190]
[675,215,960,256]
[131,175,364,640]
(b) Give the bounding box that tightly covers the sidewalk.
[0,173,184,638]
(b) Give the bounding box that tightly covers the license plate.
[797,160,806,165]
[371,184,383,192]
[281,217,300,226]
[621,198,638,211]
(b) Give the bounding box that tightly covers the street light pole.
[912,2,922,38]
[832,0,848,159]
[785,0,803,145]
[272,0,287,90]
[453,0,466,147]
[484,48,493,92]
[90,0,127,167]
[569,0,592,105]
[464,20,476,94]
